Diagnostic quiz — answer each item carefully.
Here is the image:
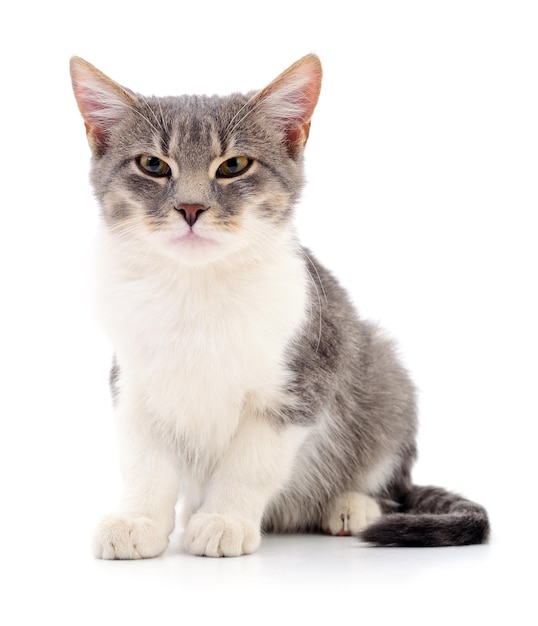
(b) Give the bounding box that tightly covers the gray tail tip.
[359,511,490,547]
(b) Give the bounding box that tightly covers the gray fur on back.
[264,254,418,531]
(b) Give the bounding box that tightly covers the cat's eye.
[216,156,252,179]
[137,155,171,178]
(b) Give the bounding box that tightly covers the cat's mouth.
[170,229,218,247]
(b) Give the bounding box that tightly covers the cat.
[70,53,489,558]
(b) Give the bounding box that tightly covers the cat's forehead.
[153,92,251,128]
[128,91,253,160]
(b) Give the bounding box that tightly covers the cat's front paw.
[322,492,382,536]
[93,515,170,559]
[185,512,261,557]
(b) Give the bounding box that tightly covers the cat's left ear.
[70,57,137,155]
[251,54,322,155]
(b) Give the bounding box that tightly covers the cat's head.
[70,55,322,267]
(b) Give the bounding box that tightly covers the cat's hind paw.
[93,515,170,560]
[322,492,382,536]
[185,512,261,557]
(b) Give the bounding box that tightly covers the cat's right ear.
[70,57,136,155]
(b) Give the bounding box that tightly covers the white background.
[1,1,536,624]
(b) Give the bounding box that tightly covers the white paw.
[93,515,170,559]
[322,492,382,536]
[184,512,261,557]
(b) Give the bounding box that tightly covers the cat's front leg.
[93,392,180,560]
[184,416,307,557]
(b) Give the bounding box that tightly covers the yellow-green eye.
[137,155,171,177]
[216,156,252,179]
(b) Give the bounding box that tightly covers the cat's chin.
[170,230,218,248]
[159,230,241,267]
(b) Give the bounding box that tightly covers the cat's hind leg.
[322,492,382,536]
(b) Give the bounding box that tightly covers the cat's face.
[71,56,322,266]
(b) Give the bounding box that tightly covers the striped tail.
[360,485,490,547]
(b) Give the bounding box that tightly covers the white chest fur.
[93,230,309,463]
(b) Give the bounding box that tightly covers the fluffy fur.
[70,54,489,558]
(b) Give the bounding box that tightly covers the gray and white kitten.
[70,54,489,558]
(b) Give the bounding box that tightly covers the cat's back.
[288,248,417,454]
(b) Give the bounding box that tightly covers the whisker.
[302,251,325,354]
[156,98,169,136]
[140,95,164,130]
[223,97,255,138]
[303,251,328,303]
[121,100,161,135]
[223,95,269,141]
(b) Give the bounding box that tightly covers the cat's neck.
[93,223,310,354]
[95,223,304,291]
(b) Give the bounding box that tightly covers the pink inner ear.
[286,122,311,147]
[255,55,322,152]
[76,84,108,118]
[74,81,122,129]
[70,58,133,153]
[74,85,115,149]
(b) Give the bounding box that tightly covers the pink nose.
[176,203,207,227]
